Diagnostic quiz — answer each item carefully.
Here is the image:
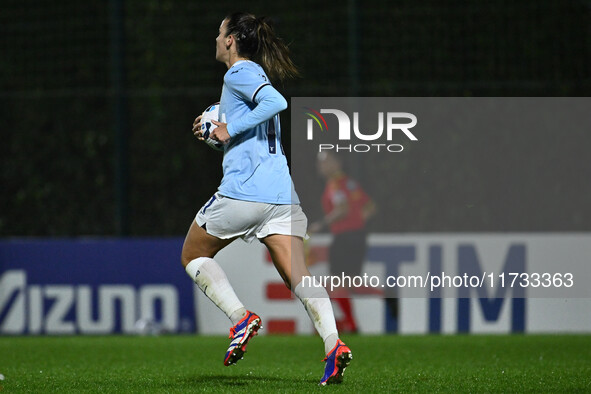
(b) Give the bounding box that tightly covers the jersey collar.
[230,59,251,69]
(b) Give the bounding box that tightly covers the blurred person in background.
[309,151,377,333]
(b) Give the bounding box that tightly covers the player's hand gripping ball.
[200,103,224,151]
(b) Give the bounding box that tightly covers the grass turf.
[0,335,590,392]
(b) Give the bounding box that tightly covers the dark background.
[292,98,591,233]
[1,0,590,236]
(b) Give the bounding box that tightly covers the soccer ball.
[200,102,224,151]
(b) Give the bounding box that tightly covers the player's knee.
[180,247,192,268]
[180,255,189,268]
[180,241,203,268]
[181,240,218,267]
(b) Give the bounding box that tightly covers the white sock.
[186,257,246,325]
[294,277,339,354]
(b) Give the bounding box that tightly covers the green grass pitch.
[1,334,590,392]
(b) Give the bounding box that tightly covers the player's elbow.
[268,89,287,112]
[259,85,287,113]
[276,95,288,112]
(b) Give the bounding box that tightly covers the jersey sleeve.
[226,82,287,137]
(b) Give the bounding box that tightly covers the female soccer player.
[181,13,351,386]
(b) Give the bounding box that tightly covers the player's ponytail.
[225,12,299,82]
[254,16,299,82]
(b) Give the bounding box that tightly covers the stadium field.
[1,334,590,392]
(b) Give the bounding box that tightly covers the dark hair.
[224,12,299,82]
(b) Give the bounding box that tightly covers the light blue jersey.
[218,60,299,204]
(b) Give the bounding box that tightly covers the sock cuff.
[185,257,213,281]
[294,276,328,299]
